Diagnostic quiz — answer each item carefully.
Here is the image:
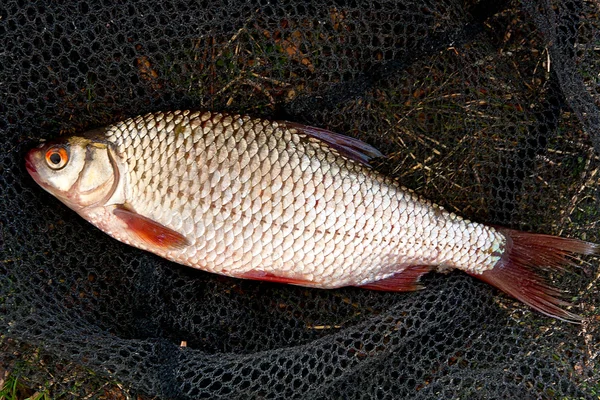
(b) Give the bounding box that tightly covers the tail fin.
[467,228,598,323]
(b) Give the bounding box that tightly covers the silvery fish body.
[26,110,598,321]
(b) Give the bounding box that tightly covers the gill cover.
[26,137,120,211]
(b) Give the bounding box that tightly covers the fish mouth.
[25,148,38,175]
[25,148,53,193]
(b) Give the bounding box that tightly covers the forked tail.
[467,228,598,322]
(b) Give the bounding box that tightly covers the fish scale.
[111,111,497,283]
[27,110,598,321]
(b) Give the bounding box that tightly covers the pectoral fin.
[113,206,190,250]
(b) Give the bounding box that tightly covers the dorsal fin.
[282,121,384,167]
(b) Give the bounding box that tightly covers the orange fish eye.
[44,146,69,170]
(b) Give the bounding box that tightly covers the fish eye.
[45,146,69,170]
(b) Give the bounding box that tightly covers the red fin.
[358,265,433,291]
[113,206,190,250]
[282,122,384,166]
[238,270,315,286]
[468,228,599,323]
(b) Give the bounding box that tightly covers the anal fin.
[113,205,190,250]
[238,270,315,286]
[358,265,433,291]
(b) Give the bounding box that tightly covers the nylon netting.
[1,0,599,398]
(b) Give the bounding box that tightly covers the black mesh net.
[1,0,600,398]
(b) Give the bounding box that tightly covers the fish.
[25,110,598,322]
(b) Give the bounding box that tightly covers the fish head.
[26,135,120,212]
